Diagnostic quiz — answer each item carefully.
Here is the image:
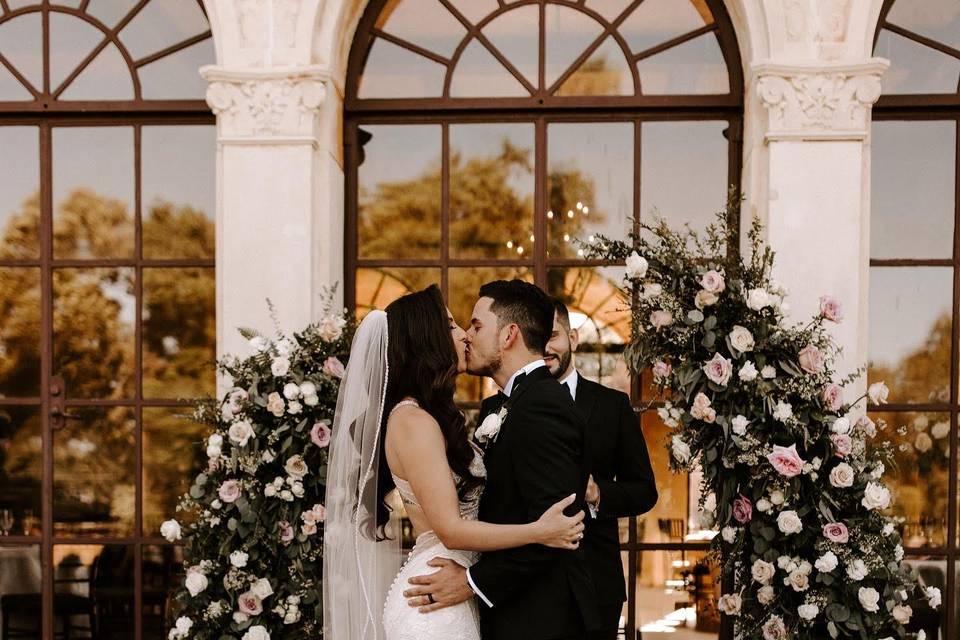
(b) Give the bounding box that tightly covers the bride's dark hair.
[375,284,482,534]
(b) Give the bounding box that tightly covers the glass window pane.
[450,39,528,97]
[637,32,729,95]
[142,407,206,536]
[557,36,632,96]
[872,121,955,259]
[53,544,133,635]
[589,0,635,23]
[634,548,718,638]
[641,121,728,230]
[87,0,141,29]
[53,268,136,399]
[620,0,713,55]
[358,38,446,98]
[375,0,467,58]
[446,0,497,25]
[0,544,42,632]
[0,62,32,100]
[142,268,215,399]
[546,266,631,391]
[887,0,960,52]
[875,29,960,95]
[450,123,534,259]
[59,43,134,101]
[869,267,952,405]
[53,127,134,259]
[355,267,441,319]
[54,408,136,537]
[544,5,604,89]
[358,125,441,259]
[0,269,41,398]
[142,125,216,259]
[0,127,39,259]
[142,544,183,637]
[546,122,633,259]
[0,408,42,535]
[0,14,42,93]
[869,411,949,547]
[138,37,214,99]
[482,5,539,89]
[49,12,104,93]
[118,0,210,61]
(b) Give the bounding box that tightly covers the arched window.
[0,2,213,635]
[872,1,959,636]
[346,1,742,636]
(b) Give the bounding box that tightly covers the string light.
[546,210,554,219]
[506,241,513,249]
[576,202,583,210]
[567,210,574,218]
[582,206,589,214]
[563,233,570,242]
[529,234,535,242]
[516,246,524,255]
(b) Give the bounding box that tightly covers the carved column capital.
[754,60,888,141]
[200,65,332,145]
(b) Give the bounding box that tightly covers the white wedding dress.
[382,402,485,640]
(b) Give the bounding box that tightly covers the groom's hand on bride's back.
[404,557,473,613]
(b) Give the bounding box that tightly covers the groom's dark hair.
[479,279,554,354]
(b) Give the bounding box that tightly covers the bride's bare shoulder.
[387,403,441,436]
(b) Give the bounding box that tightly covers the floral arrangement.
[160,295,351,639]
[585,204,941,640]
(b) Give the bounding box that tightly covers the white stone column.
[751,60,887,382]
[201,64,344,363]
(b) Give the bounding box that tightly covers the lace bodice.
[389,399,486,521]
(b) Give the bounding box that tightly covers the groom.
[403,279,598,640]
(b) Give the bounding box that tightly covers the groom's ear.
[500,323,521,350]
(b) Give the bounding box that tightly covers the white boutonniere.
[476,406,508,444]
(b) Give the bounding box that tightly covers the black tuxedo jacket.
[471,366,599,640]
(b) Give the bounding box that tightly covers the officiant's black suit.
[479,374,658,640]
[470,365,599,640]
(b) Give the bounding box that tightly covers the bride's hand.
[535,493,586,549]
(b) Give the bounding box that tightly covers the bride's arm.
[389,409,583,552]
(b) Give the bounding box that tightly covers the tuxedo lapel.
[574,375,600,424]
[492,366,552,448]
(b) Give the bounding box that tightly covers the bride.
[323,285,584,640]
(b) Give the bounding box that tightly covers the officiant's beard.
[544,347,572,379]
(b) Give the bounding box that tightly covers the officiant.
[544,299,658,640]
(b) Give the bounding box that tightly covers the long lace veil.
[323,310,400,639]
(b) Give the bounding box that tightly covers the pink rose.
[819,295,844,323]
[822,522,849,543]
[649,310,673,329]
[266,391,285,417]
[821,384,843,411]
[690,392,716,423]
[700,270,726,294]
[323,356,346,379]
[797,345,825,374]
[767,444,805,478]
[279,521,294,545]
[311,421,332,448]
[218,479,241,503]
[732,495,752,524]
[856,415,877,437]
[237,590,263,615]
[313,504,326,522]
[702,352,733,386]
[831,433,852,458]
[651,361,672,381]
[762,616,787,640]
[302,521,318,536]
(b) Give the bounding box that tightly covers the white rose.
[185,571,208,597]
[831,417,851,435]
[871,462,885,480]
[915,432,933,453]
[728,325,755,354]
[640,282,662,299]
[234,612,249,624]
[752,560,776,584]
[230,550,249,568]
[206,444,221,459]
[299,381,317,397]
[798,604,818,621]
[721,526,737,544]
[625,251,648,280]
[264,485,277,498]
[271,357,290,377]
[731,415,749,436]
[303,394,319,406]
[242,626,271,640]
[891,604,912,624]
[829,463,855,488]
[228,420,254,447]
[280,490,294,501]
[787,570,810,592]
[858,587,880,612]
[773,401,793,422]
[761,365,777,379]
[868,381,890,405]
[862,482,891,510]
[717,593,742,616]
[815,551,838,573]
[756,498,773,513]
[738,361,758,381]
[476,409,505,444]
[926,586,942,608]
[275,338,293,356]
[251,577,274,600]
[175,616,193,633]
[671,436,691,464]
[282,382,301,400]
[249,336,268,352]
[847,559,868,581]
[208,433,224,448]
[160,519,182,542]
[932,421,950,440]
[757,585,775,604]
[883,522,895,536]
[777,510,802,535]
[695,290,719,309]
[746,288,771,310]
[287,400,303,415]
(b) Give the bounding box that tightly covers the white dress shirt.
[558,368,579,400]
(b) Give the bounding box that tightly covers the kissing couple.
[323,280,599,640]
